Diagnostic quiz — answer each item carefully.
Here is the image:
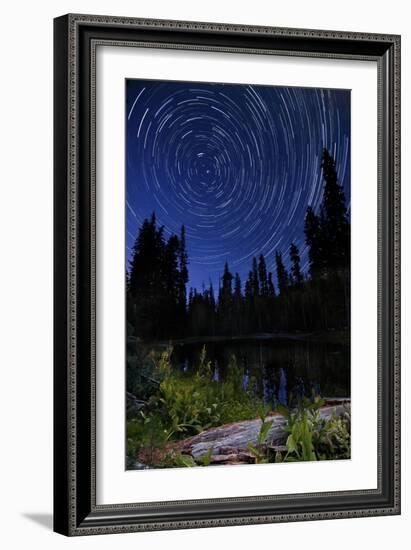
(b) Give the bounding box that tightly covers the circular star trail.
[126,79,350,292]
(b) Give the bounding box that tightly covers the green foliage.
[315,405,351,460]
[279,395,325,462]
[223,355,245,398]
[156,351,263,440]
[126,342,161,402]
[164,451,198,468]
[154,347,173,378]
[284,412,317,461]
[258,418,272,446]
[127,348,266,467]
[198,447,214,466]
[198,345,212,378]
[127,346,351,469]
[247,410,272,464]
[162,447,214,468]
[219,399,263,425]
[158,376,221,440]
[126,413,167,467]
[126,418,142,468]
[275,395,350,462]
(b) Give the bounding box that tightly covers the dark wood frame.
[54,13,401,536]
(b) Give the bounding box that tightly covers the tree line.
[127,148,350,341]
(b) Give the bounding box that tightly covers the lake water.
[171,336,350,403]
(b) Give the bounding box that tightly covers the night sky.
[126,79,350,293]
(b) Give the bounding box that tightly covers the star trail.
[126,79,350,293]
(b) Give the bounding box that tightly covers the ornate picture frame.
[53,14,400,536]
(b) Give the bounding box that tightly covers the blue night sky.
[126,79,350,294]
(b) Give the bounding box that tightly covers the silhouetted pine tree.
[304,149,350,277]
[207,281,216,336]
[129,213,163,297]
[178,226,189,302]
[244,270,255,332]
[218,262,234,334]
[267,272,276,297]
[233,273,243,333]
[258,254,269,296]
[304,206,323,277]
[275,251,289,295]
[289,242,303,286]
[319,148,350,272]
[128,213,166,338]
[251,257,260,297]
[162,234,180,334]
[220,262,233,300]
[245,274,252,300]
[175,225,189,334]
[234,273,242,299]
[128,213,188,339]
[302,149,351,330]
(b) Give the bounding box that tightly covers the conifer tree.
[178,225,189,304]
[234,273,242,301]
[128,213,166,338]
[221,261,233,298]
[275,251,289,295]
[304,149,350,276]
[304,206,322,277]
[251,257,260,297]
[289,242,303,286]
[267,272,276,297]
[218,262,234,334]
[258,254,269,296]
[233,273,243,333]
[319,148,350,271]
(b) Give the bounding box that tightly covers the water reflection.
[278,368,287,405]
[172,337,350,400]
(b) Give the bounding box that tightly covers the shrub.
[276,396,351,462]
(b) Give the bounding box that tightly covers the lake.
[171,335,350,403]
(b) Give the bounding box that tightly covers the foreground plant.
[276,394,350,462]
[247,405,272,464]
[127,346,351,468]
[162,447,214,468]
[126,347,266,467]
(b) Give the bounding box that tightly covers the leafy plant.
[126,342,163,401]
[198,345,213,378]
[198,447,213,466]
[165,452,198,468]
[163,447,214,468]
[150,348,265,443]
[153,347,173,378]
[247,406,272,464]
[126,413,167,467]
[283,411,317,461]
[315,405,351,459]
[275,394,350,462]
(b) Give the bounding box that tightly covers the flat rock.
[167,401,350,464]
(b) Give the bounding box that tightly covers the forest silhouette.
[127,149,350,341]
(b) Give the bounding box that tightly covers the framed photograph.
[53,14,400,536]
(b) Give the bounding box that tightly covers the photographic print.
[125,79,351,470]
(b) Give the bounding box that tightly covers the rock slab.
[168,401,350,465]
